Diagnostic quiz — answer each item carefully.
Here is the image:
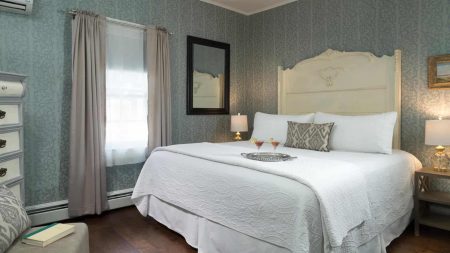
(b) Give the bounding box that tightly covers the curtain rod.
[65,10,174,35]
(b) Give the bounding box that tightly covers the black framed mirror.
[187,36,230,115]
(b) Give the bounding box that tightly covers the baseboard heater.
[26,188,134,226]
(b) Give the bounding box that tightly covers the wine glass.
[254,140,264,153]
[271,139,280,152]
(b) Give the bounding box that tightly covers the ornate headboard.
[277,49,402,149]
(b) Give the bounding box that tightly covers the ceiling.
[200,0,297,16]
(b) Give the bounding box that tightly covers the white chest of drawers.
[0,72,25,203]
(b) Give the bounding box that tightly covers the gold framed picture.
[428,54,450,89]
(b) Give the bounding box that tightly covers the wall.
[246,0,450,181]
[149,0,250,144]
[0,0,249,206]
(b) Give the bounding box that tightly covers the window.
[105,22,148,167]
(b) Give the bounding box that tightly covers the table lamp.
[425,119,450,172]
[231,113,248,141]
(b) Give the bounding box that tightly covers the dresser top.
[0,72,27,82]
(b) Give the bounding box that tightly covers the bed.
[132,49,422,253]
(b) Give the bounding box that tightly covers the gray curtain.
[69,12,108,216]
[147,28,172,152]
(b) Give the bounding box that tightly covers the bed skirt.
[145,195,411,253]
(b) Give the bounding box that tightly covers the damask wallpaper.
[0,0,248,206]
[0,0,449,207]
[150,0,250,145]
[244,0,450,191]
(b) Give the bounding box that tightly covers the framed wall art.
[428,54,450,89]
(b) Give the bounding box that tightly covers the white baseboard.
[29,206,71,226]
[107,192,133,209]
[26,199,69,213]
[27,188,134,226]
[107,188,134,197]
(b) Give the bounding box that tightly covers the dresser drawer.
[7,180,24,203]
[0,156,22,184]
[0,129,21,156]
[0,103,20,126]
[0,80,25,97]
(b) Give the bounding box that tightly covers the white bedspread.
[132,142,421,253]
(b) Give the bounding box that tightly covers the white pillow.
[313,112,397,154]
[251,112,315,144]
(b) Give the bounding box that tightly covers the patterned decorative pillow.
[0,185,31,252]
[284,122,334,152]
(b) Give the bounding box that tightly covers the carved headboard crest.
[277,49,402,149]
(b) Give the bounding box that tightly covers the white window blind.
[105,22,148,167]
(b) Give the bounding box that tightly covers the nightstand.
[414,168,450,236]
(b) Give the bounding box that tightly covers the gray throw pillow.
[0,185,31,252]
[284,122,334,152]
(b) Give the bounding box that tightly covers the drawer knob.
[0,139,6,148]
[0,168,7,177]
[0,110,5,119]
[1,86,7,91]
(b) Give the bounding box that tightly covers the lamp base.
[432,146,448,172]
[434,167,448,172]
[233,132,242,141]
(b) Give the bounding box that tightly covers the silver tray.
[241,152,297,162]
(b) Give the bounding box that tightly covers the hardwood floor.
[72,206,450,253]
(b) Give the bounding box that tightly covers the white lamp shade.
[425,120,450,145]
[231,114,248,132]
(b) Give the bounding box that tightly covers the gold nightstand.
[414,168,450,236]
